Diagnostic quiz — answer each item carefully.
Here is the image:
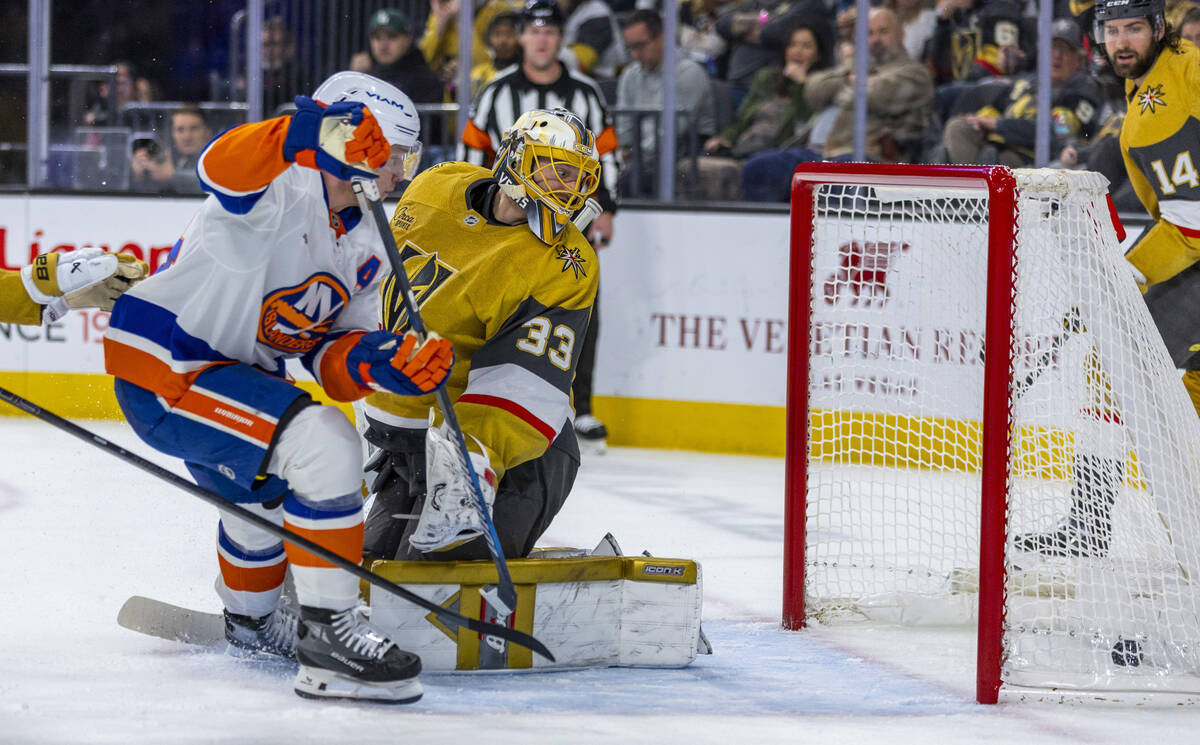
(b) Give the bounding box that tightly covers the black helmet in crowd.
[520,0,565,30]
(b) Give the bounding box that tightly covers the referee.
[461,0,618,453]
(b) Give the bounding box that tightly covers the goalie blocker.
[365,551,704,671]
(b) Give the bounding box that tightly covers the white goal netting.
[799,168,1200,697]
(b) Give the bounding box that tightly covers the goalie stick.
[0,385,553,662]
[352,178,518,619]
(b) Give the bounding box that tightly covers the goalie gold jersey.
[362,161,597,478]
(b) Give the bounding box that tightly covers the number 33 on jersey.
[363,161,597,476]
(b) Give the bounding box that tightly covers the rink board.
[0,193,1154,456]
[365,556,702,671]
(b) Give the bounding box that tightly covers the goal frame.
[784,163,1020,704]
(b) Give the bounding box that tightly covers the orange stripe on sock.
[282,521,364,569]
[218,554,288,593]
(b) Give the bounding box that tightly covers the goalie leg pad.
[367,555,704,671]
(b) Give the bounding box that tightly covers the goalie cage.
[784,163,1200,704]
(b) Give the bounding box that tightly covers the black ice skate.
[574,414,608,455]
[293,606,422,704]
[1013,454,1120,559]
[223,597,298,659]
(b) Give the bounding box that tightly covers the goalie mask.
[313,71,423,180]
[493,108,601,244]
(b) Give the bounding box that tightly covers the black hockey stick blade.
[0,386,553,662]
[351,179,519,615]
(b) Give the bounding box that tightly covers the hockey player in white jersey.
[103,71,448,704]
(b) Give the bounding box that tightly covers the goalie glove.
[283,96,390,181]
[409,422,497,553]
[20,248,148,322]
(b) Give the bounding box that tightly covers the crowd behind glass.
[6,0,1200,208]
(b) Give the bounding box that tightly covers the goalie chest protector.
[365,556,703,671]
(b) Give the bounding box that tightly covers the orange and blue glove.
[345,330,454,396]
[283,96,390,181]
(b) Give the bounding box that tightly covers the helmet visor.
[384,141,423,181]
[1094,14,1161,44]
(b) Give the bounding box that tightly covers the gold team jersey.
[1120,40,1200,231]
[0,270,42,325]
[362,162,598,479]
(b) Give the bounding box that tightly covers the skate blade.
[294,665,423,704]
[577,437,607,456]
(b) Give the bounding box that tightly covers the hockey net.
[784,164,1200,703]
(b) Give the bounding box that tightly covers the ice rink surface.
[0,417,1195,744]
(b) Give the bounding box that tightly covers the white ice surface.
[0,418,1196,744]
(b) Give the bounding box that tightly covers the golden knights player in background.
[359,108,600,561]
[1095,0,1200,408]
[1016,0,1200,559]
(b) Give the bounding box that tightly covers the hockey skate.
[223,596,299,659]
[574,414,608,455]
[293,605,422,704]
[1013,454,1120,559]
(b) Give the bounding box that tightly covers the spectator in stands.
[561,0,628,79]
[740,8,934,202]
[1056,110,1140,211]
[1182,6,1200,47]
[470,10,523,98]
[939,18,1100,168]
[886,0,938,61]
[261,16,299,112]
[83,61,135,127]
[616,9,718,197]
[419,0,524,78]
[351,8,444,105]
[680,0,733,77]
[351,8,446,167]
[926,0,1030,121]
[129,104,212,194]
[133,76,160,103]
[716,0,834,102]
[689,22,826,201]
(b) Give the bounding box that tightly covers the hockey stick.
[351,178,518,618]
[0,386,552,662]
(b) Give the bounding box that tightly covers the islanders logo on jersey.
[258,273,350,354]
[1138,84,1166,114]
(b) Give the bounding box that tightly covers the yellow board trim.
[0,373,1147,482]
[592,395,786,455]
[0,372,353,421]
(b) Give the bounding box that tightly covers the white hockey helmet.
[313,71,423,180]
[493,107,601,244]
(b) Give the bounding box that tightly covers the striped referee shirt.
[460,62,619,213]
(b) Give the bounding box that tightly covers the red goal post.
[784,163,1200,705]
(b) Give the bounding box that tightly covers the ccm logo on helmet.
[643,565,686,576]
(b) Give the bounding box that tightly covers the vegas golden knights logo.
[381,240,457,332]
[950,29,980,80]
